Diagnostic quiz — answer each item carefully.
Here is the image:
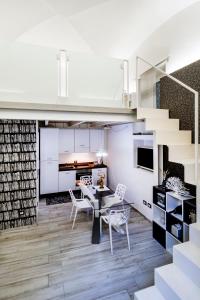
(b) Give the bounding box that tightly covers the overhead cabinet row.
[40,128,105,160]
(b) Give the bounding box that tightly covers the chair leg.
[72,208,78,230]
[126,222,130,251]
[109,223,113,255]
[70,204,74,220]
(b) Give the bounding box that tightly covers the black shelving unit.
[152,185,196,254]
[0,120,37,230]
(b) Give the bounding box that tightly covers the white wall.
[130,1,200,83]
[107,123,158,221]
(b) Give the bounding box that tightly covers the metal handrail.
[136,56,199,222]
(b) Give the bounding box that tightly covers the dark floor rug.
[41,191,81,205]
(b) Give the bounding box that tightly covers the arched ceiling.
[0,0,199,58]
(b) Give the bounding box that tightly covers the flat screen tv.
[137,147,153,171]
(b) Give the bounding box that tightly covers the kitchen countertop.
[59,163,107,172]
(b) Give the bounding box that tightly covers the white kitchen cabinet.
[75,129,90,153]
[92,168,107,186]
[59,171,76,192]
[40,161,58,194]
[90,129,104,153]
[40,128,59,161]
[59,129,75,153]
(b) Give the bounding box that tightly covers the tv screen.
[137,147,153,171]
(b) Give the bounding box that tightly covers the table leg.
[91,199,101,244]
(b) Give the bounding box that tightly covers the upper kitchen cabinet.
[75,129,90,153]
[59,129,75,153]
[40,128,59,161]
[90,129,104,152]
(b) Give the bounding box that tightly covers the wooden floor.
[0,200,172,300]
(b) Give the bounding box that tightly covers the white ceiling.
[0,0,199,58]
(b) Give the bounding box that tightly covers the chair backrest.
[69,189,77,206]
[80,183,96,203]
[80,175,93,186]
[109,207,130,226]
[114,184,126,202]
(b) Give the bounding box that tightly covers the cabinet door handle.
[80,144,85,147]
[64,150,69,153]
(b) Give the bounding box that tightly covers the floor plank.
[0,200,172,299]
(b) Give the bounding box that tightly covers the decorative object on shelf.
[162,169,169,187]
[169,205,182,216]
[96,151,107,165]
[97,174,105,189]
[165,177,189,195]
[157,193,165,208]
[189,209,196,223]
[171,223,182,239]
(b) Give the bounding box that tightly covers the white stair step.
[168,159,198,185]
[137,108,169,120]
[134,286,165,300]
[168,145,198,162]
[156,130,191,145]
[190,223,200,248]
[168,158,200,185]
[145,118,179,131]
[173,241,200,287]
[155,263,200,300]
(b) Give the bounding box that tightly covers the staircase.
[134,223,200,300]
[135,107,200,299]
[137,107,197,185]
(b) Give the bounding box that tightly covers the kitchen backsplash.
[59,153,97,164]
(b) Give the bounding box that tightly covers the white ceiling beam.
[0,108,136,123]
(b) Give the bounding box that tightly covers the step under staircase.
[134,223,200,300]
[135,107,200,299]
[137,107,198,185]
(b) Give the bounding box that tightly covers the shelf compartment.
[166,212,183,242]
[183,223,189,242]
[166,192,184,221]
[153,186,169,210]
[153,221,166,248]
[153,204,166,229]
[183,199,196,225]
[166,231,181,255]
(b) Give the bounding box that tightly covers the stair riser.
[168,145,195,162]
[173,248,200,287]
[156,132,191,145]
[184,164,197,185]
[155,271,180,300]
[137,108,169,120]
[134,286,165,300]
[190,226,200,248]
[145,119,179,131]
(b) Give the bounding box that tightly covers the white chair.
[80,175,96,197]
[100,207,130,255]
[69,189,93,229]
[102,183,126,210]
[80,175,93,186]
[79,183,99,219]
